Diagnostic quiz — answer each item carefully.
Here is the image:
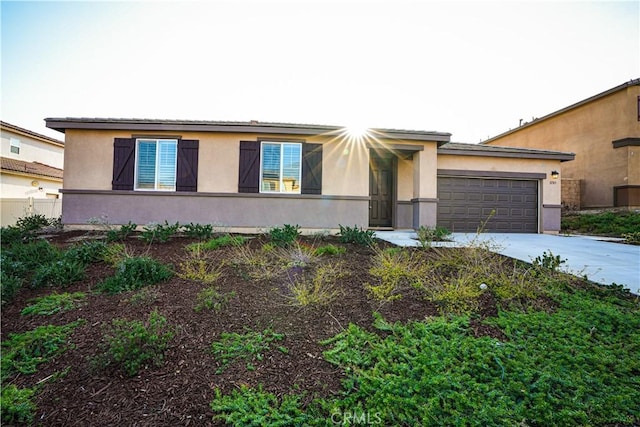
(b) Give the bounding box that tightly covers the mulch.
[2,231,510,426]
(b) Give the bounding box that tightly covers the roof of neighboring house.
[44,118,452,143]
[1,121,65,146]
[439,142,575,162]
[1,157,64,180]
[482,78,640,144]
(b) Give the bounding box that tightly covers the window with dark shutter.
[112,138,135,190]
[301,143,322,194]
[176,139,199,192]
[238,141,260,193]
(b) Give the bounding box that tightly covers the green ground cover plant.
[181,222,214,240]
[268,224,301,248]
[194,287,236,312]
[94,310,174,376]
[140,221,181,243]
[99,256,173,294]
[313,243,346,256]
[106,221,137,242]
[1,384,37,425]
[561,210,640,236]
[186,234,248,252]
[211,327,287,373]
[21,292,87,316]
[1,321,82,381]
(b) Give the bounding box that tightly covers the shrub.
[622,231,640,245]
[1,385,36,425]
[195,287,235,312]
[268,224,300,248]
[2,240,61,277]
[366,248,426,302]
[313,244,346,257]
[100,243,128,266]
[416,225,452,248]
[0,225,31,246]
[288,263,344,307]
[211,327,286,373]
[15,213,51,232]
[31,258,86,289]
[186,234,247,252]
[99,256,173,294]
[63,240,108,265]
[95,310,174,376]
[532,250,566,273]
[21,292,86,316]
[1,321,81,381]
[178,248,224,285]
[106,221,137,242]
[140,221,181,244]
[1,272,22,306]
[338,225,375,246]
[210,385,312,426]
[182,222,214,240]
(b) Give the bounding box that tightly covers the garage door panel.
[438,177,538,233]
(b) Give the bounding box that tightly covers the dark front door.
[369,155,394,227]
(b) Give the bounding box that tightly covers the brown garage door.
[437,177,538,233]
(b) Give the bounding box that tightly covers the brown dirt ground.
[1,231,531,426]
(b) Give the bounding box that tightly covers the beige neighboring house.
[1,121,64,225]
[46,118,573,234]
[482,78,640,209]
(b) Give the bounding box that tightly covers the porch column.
[411,147,438,229]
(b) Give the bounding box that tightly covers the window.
[10,138,20,154]
[260,142,302,193]
[135,139,178,190]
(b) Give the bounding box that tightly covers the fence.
[0,197,62,227]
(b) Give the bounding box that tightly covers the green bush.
[182,222,214,240]
[21,292,86,316]
[15,213,52,232]
[106,221,137,242]
[63,240,108,265]
[338,224,375,246]
[268,224,300,248]
[1,272,23,306]
[2,240,61,277]
[99,256,173,294]
[1,321,81,381]
[186,235,247,252]
[140,221,181,244]
[211,327,286,373]
[31,258,86,289]
[313,244,346,256]
[1,384,36,425]
[416,225,452,248]
[96,310,174,376]
[210,385,312,426]
[561,211,640,236]
[0,225,31,246]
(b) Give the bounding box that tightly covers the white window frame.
[10,138,20,155]
[259,141,302,194]
[134,138,178,191]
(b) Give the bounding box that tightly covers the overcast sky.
[1,0,638,143]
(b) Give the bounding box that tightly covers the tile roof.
[1,157,64,180]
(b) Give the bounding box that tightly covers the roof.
[1,157,64,180]
[438,142,575,162]
[1,121,64,146]
[44,117,452,143]
[482,78,640,144]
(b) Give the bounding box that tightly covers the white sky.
[1,0,638,143]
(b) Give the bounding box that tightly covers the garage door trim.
[437,169,546,180]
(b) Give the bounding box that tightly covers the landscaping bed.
[1,223,638,426]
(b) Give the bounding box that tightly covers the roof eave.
[438,148,575,162]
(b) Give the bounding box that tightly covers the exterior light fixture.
[551,170,559,179]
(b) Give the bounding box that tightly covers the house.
[1,121,64,225]
[482,78,640,210]
[45,118,574,233]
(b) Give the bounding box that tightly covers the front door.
[369,155,394,227]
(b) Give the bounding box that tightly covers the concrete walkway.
[375,230,640,294]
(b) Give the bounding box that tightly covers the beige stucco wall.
[1,128,64,169]
[437,154,562,206]
[0,173,61,198]
[485,86,640,207]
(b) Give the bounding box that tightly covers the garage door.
[437,177,538,233]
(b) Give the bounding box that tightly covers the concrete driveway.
[375,231,640,294]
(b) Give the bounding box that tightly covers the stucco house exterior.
[482,78,640,209]
[45,118,573,233]
[1,120,64,198]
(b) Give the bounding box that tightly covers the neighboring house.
[1,121,64,225]
[45,118,573,233]
[482,78,640,209]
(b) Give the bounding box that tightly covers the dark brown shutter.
[112,138,135,190]
[301,143,322,194]
[176,139,199,192]
[238,141,260,193]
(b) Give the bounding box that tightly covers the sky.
[1,0,638,143]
